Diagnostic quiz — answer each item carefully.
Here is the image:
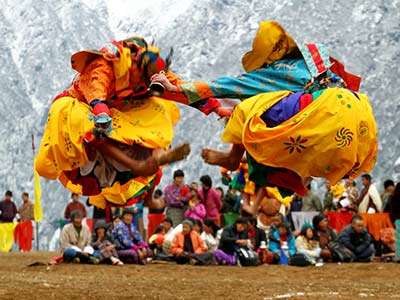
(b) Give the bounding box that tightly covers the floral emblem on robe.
[284,135,308,154]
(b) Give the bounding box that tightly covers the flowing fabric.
[36,96,179,196]
[14,221,33,251]
[222,88,377,184]
[0,223,17,252]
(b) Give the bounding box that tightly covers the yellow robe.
[222,88,377,183]
[36,96,180,196]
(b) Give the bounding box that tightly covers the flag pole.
[32,134,39,251]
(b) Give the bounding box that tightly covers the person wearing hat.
[36,36,190,197]
[60,210,99,264]
[112,208,150,264]
[91,220,123,265]
[154,20,377,211]
[164,169,191,227]
[171,219,214,265]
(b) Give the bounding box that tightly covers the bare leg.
[96,140,159,176]
[97,140,190,177]
[201,144,244,171]
[242,187,267,216]
[154,143,191,166]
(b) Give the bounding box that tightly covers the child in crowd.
[295,223,321,265]
[149,225,166,256]
[268,222,296,264]
[184,189,206,222]
[91,220,123,265]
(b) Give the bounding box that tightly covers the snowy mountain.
[0,0,399,249]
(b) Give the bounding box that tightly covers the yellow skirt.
[222,88,377,183]
[36,96,180,196]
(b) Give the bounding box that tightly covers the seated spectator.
[184,189,206,222]
[268,222,296,264]
[91,220,123,265]
[162,217,174,236]
[247,217,267,252]
[374,228,396,261]
[191,218,203,235]
[171,220,214,265]
[338,214,374,262]
[295,223,321,264]
[215,217,248,266]
[112,208,150,265]
[312,213,337,261]
[60,210,99,264]
[149,225,166,256]
[201,219,222,251]
[268,213,284,244]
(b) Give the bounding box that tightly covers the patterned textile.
[222,88,377,186]
[36,96,179,197]
[112,221,143,249]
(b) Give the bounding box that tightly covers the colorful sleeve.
[78,57,115,105]
[178,59,311,104]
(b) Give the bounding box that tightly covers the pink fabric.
[198,188,222,222]
[184,204,206,221]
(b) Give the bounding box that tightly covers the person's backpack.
[236,247,259,267]
[288,253,312,267]
[328,242,355,262]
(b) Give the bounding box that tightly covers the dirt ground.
[0,252,399,300]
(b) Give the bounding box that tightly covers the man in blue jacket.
[338,214,374,262]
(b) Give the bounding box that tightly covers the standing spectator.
[323,180,335,212]
[215,187,224,200]
[337,215,374,262]
[381,179,395,211]
[221,185,239,213]
[112,209,150,264]
[344,178,359,212]
[301,185,322,212]
[18,192,34,221]
[191,182,199,192]
[60,210,98,264]
[0,191,17,223]
[64,193,87,220]
[164,169,191,226]
[357,174,382,213]
[385,182,400,224]
[198,175,222,225]
[184,189,206,222]
[295,223,321,264]
[214,217,248,266]
[312,213,337,261]
[288,194,302,230]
